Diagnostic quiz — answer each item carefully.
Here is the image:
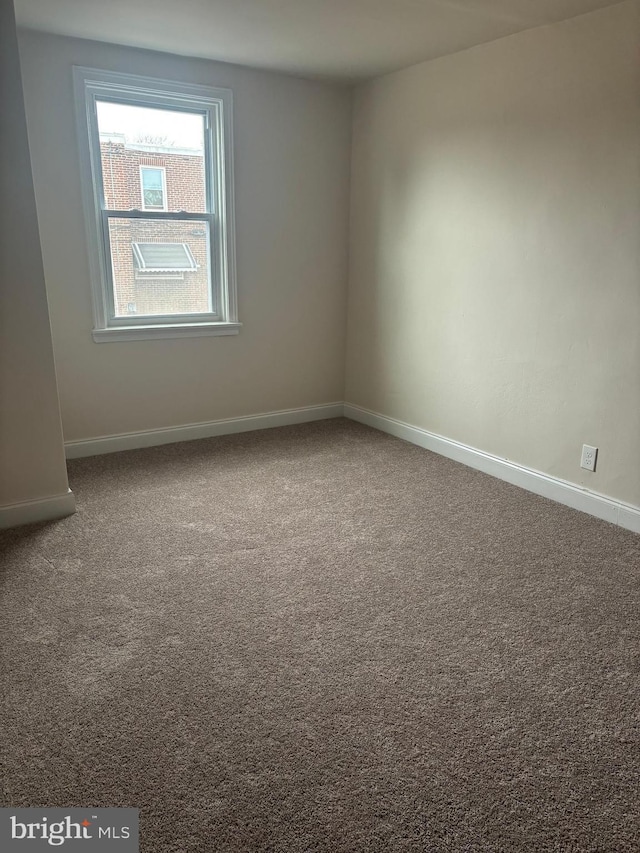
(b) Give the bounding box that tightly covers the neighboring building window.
[74,67,239,341]
[140,166,167,210]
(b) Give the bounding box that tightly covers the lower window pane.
[107,218,212,318]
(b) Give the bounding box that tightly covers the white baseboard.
[61,399,640,536]
[65,403,344,459]
[344,403,640,536]
[0,489,76,530]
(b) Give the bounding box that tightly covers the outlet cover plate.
[581,444,598,472]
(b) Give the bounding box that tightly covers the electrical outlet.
[580,444,598,472]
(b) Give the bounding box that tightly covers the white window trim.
[139,165,167,211]
[92,322,242,342]
[73,66,239,342]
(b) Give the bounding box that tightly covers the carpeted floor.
[1,418,639,852]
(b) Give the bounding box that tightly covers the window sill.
[92,322,242,343]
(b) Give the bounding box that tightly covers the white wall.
[0,1,70,518]
[347,0,640,509]
[18,30,352,443]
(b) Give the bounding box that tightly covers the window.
[74,67,239,341]
[140,167,167,210]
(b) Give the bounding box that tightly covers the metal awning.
[132,242,197,272]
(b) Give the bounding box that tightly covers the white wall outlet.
[580,444,598,472]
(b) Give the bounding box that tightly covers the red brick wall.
[100,141,209,316]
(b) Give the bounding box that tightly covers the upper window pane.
[96,101,207,213]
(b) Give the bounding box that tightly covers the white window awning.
[132,242,197,272]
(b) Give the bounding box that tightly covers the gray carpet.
[1,418,639,852]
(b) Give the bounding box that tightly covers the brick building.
[100,133,209,316]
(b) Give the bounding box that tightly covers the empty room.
[1,0,639,850]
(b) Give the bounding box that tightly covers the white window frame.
[139,165,167,211]
[73,67,239,342]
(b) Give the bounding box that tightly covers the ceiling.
[15,0,622,82]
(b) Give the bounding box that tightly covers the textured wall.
[19,30,352,442]
[346,1,640,508]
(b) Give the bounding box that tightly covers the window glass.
[96,102,207,214]
[107,218,212,317]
